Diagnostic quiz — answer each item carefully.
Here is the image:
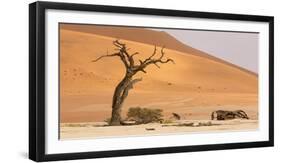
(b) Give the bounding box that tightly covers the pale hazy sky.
[155,29,259,73]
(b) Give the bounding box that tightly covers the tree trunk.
[110,76,131,125]
[109,75,142,125]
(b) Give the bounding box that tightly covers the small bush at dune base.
[127,107,163,124]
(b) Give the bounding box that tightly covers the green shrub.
[127,107,163,124]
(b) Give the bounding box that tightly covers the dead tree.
[92,40,174,125]
[211,110,249,120]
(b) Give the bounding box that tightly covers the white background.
[0,0,280,162]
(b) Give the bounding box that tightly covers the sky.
[154,29,259,73]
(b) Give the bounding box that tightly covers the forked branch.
[92,39,175,75]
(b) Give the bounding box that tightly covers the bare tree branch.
[159,46,165,59]
[92,52,119,62]
[142,45,157,64]
[132,45,174,74]
[153,62,160,68]
[113,40,125,48]
[92,40,174,74]
[131,52,139,57]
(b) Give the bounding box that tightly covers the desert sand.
[59,24,258,139]
[60,120,258,139]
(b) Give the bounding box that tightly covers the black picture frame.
[29,1,274,162]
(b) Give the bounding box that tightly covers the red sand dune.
[60,23,257,76]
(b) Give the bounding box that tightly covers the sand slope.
[60,24,257,76]
[59,28,258,123]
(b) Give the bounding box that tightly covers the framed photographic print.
[29,1,274,162]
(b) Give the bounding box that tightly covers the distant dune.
[59,25,258,123]
[60,23,257,76]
